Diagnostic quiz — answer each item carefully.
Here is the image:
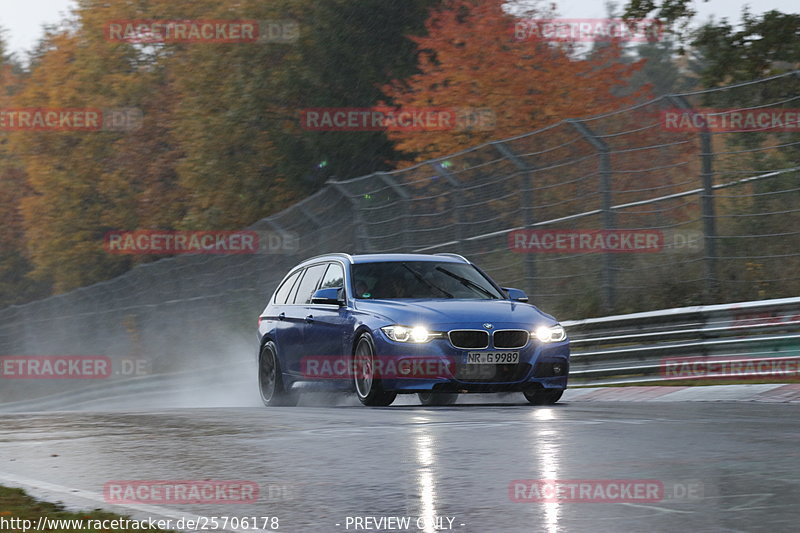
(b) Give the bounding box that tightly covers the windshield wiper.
[402,263,453,298]
[435,266,497,299]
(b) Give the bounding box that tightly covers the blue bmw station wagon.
[257,253,569,407]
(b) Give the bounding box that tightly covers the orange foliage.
[383,0,651,162]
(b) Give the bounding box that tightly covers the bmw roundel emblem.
[483,323,494,329]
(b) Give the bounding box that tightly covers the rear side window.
[273,270,302,304]
[292,263,328,304]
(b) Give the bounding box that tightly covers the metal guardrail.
[3,296,800,410]
[563,296,800,387]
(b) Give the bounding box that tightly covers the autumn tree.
[2,0,445,296]
[9,4,185,293]
[168,0,443,229]
[0,33,49,306]
[382,0,651,162]
[76,0,442,230]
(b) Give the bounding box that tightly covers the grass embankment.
[0,486,171,533]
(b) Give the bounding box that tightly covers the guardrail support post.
[569,120,616,312]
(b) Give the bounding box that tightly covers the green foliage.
[693,10,800,85]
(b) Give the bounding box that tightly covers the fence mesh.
[1,71,798,375]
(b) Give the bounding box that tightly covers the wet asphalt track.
[2,398,799,533]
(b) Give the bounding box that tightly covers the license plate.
[466,351,520,364]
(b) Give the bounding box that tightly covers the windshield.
[351,261,504,300]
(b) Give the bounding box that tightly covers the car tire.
[523,388,563,405]
[259,341,298,407]
[418,392,459,406]
[353,333,397,407]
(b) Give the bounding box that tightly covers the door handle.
[305,314,314,323]
[278,312,285,321]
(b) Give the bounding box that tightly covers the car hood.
[352,298,557,329]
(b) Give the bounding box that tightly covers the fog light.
[552,363,564,375]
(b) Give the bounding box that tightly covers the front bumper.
[371,331,569,393]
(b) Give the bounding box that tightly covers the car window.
[292,263,328,304]
[351,261,504,299]
[273,269,302,304]
[319,263,344,291]
[285,271,305,305]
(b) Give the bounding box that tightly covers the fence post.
[569,120,616,312]
[374,172,412,252]
[327,181,370,254]
[666,95,719,302]
[428,162,463,254]
[494,141,537,297]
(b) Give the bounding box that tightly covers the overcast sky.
[2,0,798,58]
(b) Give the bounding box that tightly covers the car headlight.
[381,325,441,343]
[533,324,567,343]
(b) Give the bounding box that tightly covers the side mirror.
[503,287,529,302]
[311,287,344,306]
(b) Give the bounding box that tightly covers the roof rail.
[301,253,354,264]
[434,253,469,263]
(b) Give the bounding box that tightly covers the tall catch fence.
[0,71,798,379]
